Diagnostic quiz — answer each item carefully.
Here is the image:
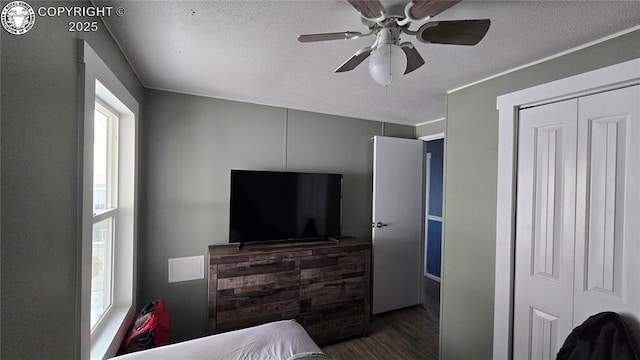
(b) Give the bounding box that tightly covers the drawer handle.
[250,289,280,297]
[250,262,281,267]
[325,283,344,287]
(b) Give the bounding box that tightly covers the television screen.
[229,170,342,243]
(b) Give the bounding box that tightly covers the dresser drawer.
[300,250,366,284]
[298,299,366,344]
[300,276,365,311]
[214,256,301,332]
[217,298,300,332]
[299,274,367,344]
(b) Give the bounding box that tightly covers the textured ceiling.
[102,1,640,125]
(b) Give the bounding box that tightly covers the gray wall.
[440,30,640,359]
[416,120,445,138]
[0,1,144,358]
[384,122,417,138]
[141,89,414,341]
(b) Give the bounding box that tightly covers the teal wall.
[440,30,640,359]
[141,89,414,341]
[0,1,144,358]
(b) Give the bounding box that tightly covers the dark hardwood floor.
[321,305,439,360]
[423,276,440,320]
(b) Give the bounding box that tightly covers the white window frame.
[79,40,139,360]
[94,100,120,213]
[90,101,119,333]
[493,58,640,359]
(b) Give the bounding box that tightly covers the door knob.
[376,222,388,228]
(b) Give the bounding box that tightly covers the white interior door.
[514,100,578,359]
[573,85,640,327]
[372,136,424,314]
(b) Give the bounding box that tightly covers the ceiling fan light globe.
[368,44,406,85]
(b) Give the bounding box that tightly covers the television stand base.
[237,242,244,250]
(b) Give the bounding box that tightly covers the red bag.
[121,299,170,353]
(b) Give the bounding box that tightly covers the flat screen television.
[229,170,343,244]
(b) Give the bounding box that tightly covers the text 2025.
[68,21,98,32]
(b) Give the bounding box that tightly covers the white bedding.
[110,320,324,360]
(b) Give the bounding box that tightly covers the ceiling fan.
[297,0,490,85]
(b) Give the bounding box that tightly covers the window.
[80,41,138,360]
[91,102,119,331]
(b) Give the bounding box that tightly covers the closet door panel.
[574,85,640,327]
[513,99,578,360]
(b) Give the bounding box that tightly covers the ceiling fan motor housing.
[377,25,402,47]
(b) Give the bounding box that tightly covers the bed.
[110,320,329,360]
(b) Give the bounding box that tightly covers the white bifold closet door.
[514,99,578,359]
[513,85,640,360]
[573,86,640,327]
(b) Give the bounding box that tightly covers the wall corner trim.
[415,118,445,127]
[449,26,640,95]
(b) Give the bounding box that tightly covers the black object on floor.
[556,311,639,360]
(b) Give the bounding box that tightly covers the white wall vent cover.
[168,255,205,283]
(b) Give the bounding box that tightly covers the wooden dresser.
[208,237,371,344]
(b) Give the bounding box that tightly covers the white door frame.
[419,133,445,282]
[419,133,445,142]
[425,151,432,278]
[493,58,640,360]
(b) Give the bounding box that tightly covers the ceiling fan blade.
[401,46,425,74]
[417,19,491,46]
[408,0,461,20]
[335,48,373,73]
[347,0,385,19]
[298,31,366,43]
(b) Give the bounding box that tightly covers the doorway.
[420,133,444,319]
